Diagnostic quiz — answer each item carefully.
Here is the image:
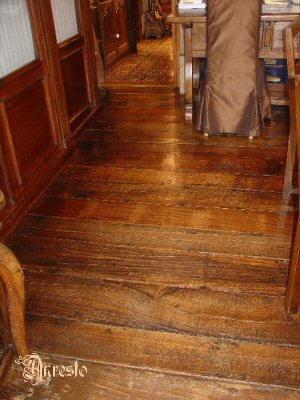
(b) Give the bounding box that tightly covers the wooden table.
[168,5,300,122]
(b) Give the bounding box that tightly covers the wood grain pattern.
[23,272,300,346]
[3,354,300,400]
[29,196,295,237]
[11,215,292,259]
[46,179,295,212]
[25,314,300,388]
[2,86,299,398]
[76,139,289,159]
[7,233,288,294]
[59,165,286,192]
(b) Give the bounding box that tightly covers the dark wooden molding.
[28,0,71,149]
[77,0,100,109]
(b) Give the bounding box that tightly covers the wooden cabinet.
[99,1,119,66]
[98,0,130,70]
[116,0,130,56]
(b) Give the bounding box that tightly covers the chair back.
[195,0,269,137]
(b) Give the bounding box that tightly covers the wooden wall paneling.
[59,37,90,122]
[0,0,99,234]
[55,0,100,136]
[3,79,55,183]
[0,59,58,202]
[0,0,72,232]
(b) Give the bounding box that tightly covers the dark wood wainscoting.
[57,1,99,139]
[0,16,63,231]
[0,0,100,236]
[0,65,57,200]
[59,37,90,135]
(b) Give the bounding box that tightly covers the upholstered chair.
[195,0,271,138]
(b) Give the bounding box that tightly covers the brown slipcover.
[195,0,271,137]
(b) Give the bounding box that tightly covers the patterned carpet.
[106,36,173,86]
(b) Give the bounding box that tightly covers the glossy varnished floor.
[2,87,300,399]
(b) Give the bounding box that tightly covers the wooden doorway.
[133,0,143,43]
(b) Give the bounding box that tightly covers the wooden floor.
[2,87,300,399]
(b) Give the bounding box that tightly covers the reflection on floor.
[106,36,173,86]
[2,87,300,399]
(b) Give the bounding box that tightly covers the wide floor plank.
[25,314,300,388]
[3,355,300,400]
[2,87,299,398]
[23,271,300,345]
[31,196,294,237]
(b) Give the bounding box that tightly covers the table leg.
[183,23,193,123]
[193,57,200,89]
[283,124,297,194]
[285,217,300,316]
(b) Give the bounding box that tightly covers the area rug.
[105,36,173,86]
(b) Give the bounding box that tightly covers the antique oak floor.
[2,87,300,399]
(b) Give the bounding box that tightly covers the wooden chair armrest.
[0,244,29,357]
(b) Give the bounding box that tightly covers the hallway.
[105,36,173,86]
[2,86,300,399]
